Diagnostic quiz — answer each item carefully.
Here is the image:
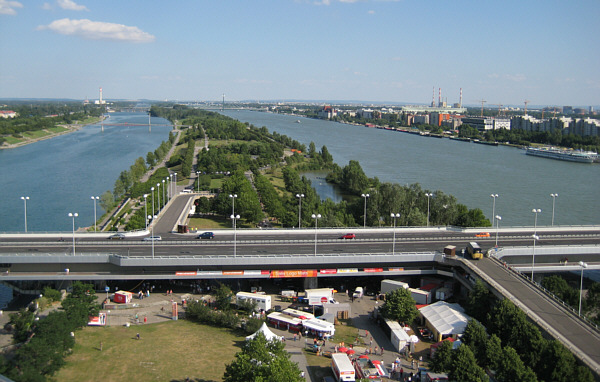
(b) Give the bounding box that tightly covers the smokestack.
[431,87,435,107]
[438,88,441,108]
[99,87,103,104]
[460,88,463,107]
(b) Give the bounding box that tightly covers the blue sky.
[1,0,599,106]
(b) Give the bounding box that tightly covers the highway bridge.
[0,193,599,374]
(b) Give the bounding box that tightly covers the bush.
[43,286,62,302]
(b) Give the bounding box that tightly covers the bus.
[466,242,483,260]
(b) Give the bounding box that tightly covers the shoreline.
[0,116,105,150]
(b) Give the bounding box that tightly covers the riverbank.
[0,115,104,150]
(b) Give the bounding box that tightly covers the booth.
[113,290,133,304]
[302,318,335,337]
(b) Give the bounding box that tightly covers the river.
[0,113,172,232]
[223,110,600,227]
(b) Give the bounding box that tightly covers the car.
[475,232,490,237]
[143,236,162,241]
[197,231,215,239]
[340,233,356,239]
[108,233,126,240]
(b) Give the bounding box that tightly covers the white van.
[352,287,363,299]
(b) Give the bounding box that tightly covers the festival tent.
[418,301,471,342]
[246,322,282,341]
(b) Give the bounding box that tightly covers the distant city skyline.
[1,0,599,106]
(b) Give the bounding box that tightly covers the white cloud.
[0,0,23,15]
[37,18,155,43]
[504,74,526,82]
[57,0,88,11]
[42,2,52,10]
[368,9,375,14]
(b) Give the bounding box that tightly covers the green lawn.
[23,130,50,139]
[3,136,23,144]
[55,320,243,382]
[47,126,69,133]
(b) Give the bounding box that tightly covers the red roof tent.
[430,338,455,358]
[416,304,428,310]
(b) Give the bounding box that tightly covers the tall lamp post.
[579,261,588,316]
[196,171,201,192]
[91,196,99,232]
[531,234,539,281]
[231,214,240,257]
[550,193,558,226]
[173,172,177,196]
[532,208,541,235]
[296,193,304,228]
[361,193,370,228]
[391,213,400,256]
[151,187,155,218]
[162,179,166,206]
[425,193,433,227]
[143,194,148,230]
[229,194,238,228]
[495,215,502,248]
[68,212,78,255]
[20,196,29,232]
[156,183,161,210]
[169,174,173,199]
[490,194,499,228]
[147,215,157,259]
[311,213,321,256]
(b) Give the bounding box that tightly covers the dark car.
[197,232,215,239]
[340,233,356,239]
[108,233,126,240]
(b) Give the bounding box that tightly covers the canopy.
[245,322,282,341]
[418,301,470,336]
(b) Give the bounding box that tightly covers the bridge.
[0,193,599,374]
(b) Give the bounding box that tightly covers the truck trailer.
[331,353,356,381]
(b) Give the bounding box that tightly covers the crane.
[478,99,487,117]
[492,103,504,117]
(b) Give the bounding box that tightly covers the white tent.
[246,322,283,341]
[418,301,471,342]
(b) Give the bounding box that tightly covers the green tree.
[430,340,453,373]
[341,160,369,195]
[466,280,494,322]
[9,308,36,344]
[496,346,537,382]
[146,151,156,167]
[484,334,502,371]
[448,345,488,382]
[223,333,303,382]
[462,320,488,360]
[379,288,418,325]
[214,283,233,311]
[61,281,100,328]
[99,190,115,212]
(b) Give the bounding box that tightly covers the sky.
[1,0,599,107]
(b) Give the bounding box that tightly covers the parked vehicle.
[197,231,215,239]
[108,233,126,240]
[352,287,364,299]
[331,353,355,381]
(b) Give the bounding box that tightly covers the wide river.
[0,113,172,232]
[0,111,598,232]
[223,110,600,227]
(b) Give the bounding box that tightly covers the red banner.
[364,268,383,273]
[320,269,338,274]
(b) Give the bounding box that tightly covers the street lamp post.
[169,174,173,199]
[143,194,148,230]
[229,194,238,228]
[531,234,539,282]
[91,196,99,232]
[490,194,499,228]
[361,193,370,228]
[550,193,558,226]
[162,179,166,206]
[231,214,240,257]
[20,196,29,232]
[391,213,400,256]
[147,215,157,258]
[311,213,321,256]
[68,212,78,255]
[196,171,201,192]
[532,208,541,235]
[579,261,588,316]
[425,193,433,227]
[296,193,304,228]
[156,183,161,210]
[151,187,155,218]
[173,173,177,196]
[495,215,502,248]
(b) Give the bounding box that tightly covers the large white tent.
[246,322,283,341]
[418,301,471,342]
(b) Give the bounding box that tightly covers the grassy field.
[23,130,50,139]
[187,215,255,230]
[55,320,243,382]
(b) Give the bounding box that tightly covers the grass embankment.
[55,320,242,382]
